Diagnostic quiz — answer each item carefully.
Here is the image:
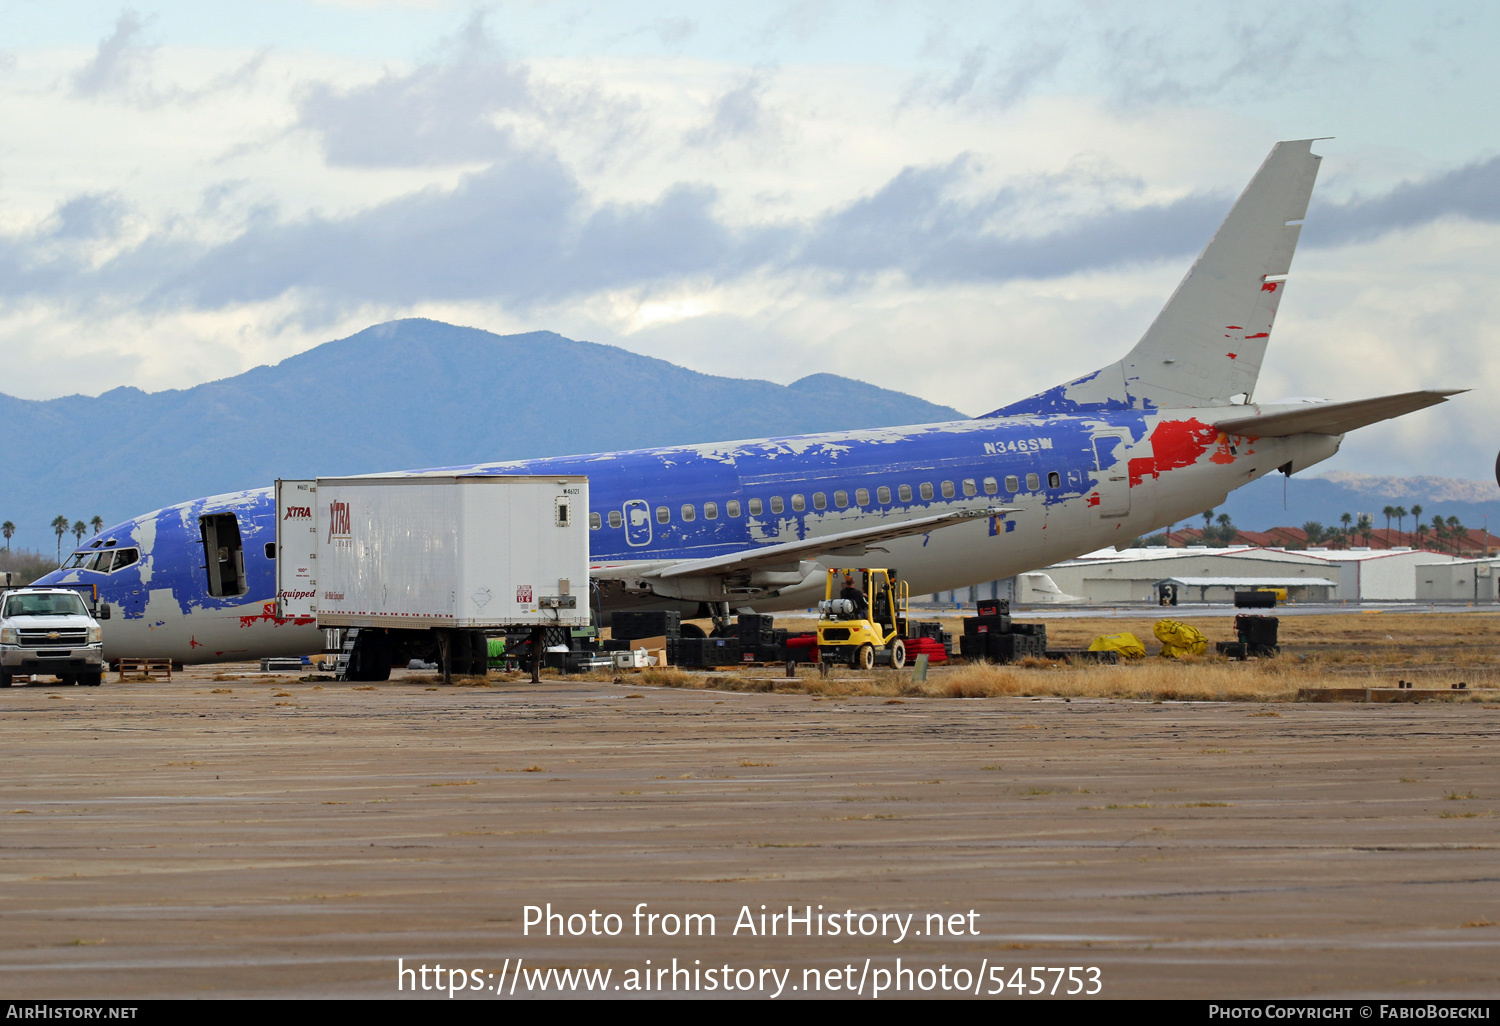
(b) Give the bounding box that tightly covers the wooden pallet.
[117,657,172,680]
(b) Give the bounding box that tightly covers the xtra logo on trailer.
[283,506,312,520]
[327,500,351,542]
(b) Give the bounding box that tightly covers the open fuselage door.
[275,479,318,619]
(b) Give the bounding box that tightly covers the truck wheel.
[890,640,906,669]
[855,644,874,671]
[348,630,393,682]
[60,675,78,686]
[82,672,102,687]
[0,671,11,688]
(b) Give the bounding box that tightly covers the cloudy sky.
[3,0,1497,479]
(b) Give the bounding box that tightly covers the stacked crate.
[957,600,1047,663]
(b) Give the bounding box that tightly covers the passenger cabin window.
[727,500,741,517]
[264,542,277,559]
[748,498,762,516]
[770,496,785,514]
[982,477,996,495]
[199,513,248,598]
[704,502,718,520]
[856,488,870,506]
[876,486,891,504]
[1026,473,1040,491]
[1047,471,1061,488]
[608,510,623,529]
[681,504,696,522]
[589,512,602,530]
[834,490,848,508]
[813,492,827,510]
[1004,475,1019,493]
[964,479,977,496]
[898,484,913,502]
[919,482,934,500]
[791,494,805,512]
[942,480,956,498]
[656,506,670,524]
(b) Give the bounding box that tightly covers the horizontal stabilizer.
[1212,390,1464,437]
[654,506,1017,580]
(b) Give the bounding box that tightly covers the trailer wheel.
[347,630,393,682]
[890,640,906,670]
[447,630,472,679]
[855,644,875,671]
[466,630,489,676]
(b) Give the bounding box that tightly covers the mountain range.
[0,319,966,551]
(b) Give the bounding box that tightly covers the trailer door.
[275,479,318,619]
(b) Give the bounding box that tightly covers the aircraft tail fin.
[983,139,1324,418]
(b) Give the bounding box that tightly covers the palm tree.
[1393,506,1407,546]
[71,520,87,548]
[1340,512,1353,547]
[1358,513,1374,548]
[1382,505,1396,545]
[50,515,69,565]
[1432,514,1447,553]
[1,521,13,552]
[1302,521,1325,546]
[1410,504,1422,546]
[1447,516,1465,555]
[1215,512,1234,545]
[1415,520,1429,550]
[90,515,103,535]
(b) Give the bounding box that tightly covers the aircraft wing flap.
[1213,389,1464,437]
[654,506,1018,580]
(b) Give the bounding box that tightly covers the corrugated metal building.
[1415,558,1500,602]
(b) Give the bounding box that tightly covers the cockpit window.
[110,548,139,572]
[64,547,139,572]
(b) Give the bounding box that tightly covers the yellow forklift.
[816,567,909,670]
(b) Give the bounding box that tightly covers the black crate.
[667,637,703,667]
[963,614,1012,636]
[959,635,988,660]
[1216,641,1249,660]
[976,599,1010,618]
[704,637,743,666]
[1234,591,1277,609]
[737,613,775,637]
[1247,643,1280,658]
[911,621,943,640]
[1234,615,1279,646]
[1009,622,1047,638]
[611,610,682,641]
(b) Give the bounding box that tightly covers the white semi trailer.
[276,474,591,681]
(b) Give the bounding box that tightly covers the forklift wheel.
[890,639,906,669]
[855,644,875,671]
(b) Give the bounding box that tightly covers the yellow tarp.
[1087,632,1146,659]
[1154,619,1207,659]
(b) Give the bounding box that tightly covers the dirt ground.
[3,622,1499,1000]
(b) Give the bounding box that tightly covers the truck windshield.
[3,593,89,617]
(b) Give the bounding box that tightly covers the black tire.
[448,630,472,678]
[82,671,102,687]
[0,670,11,688]
[467,630,489,676]
[347,630,393,682]
[890,639,906,670]
[855,644,875,671]
[680,622,707,639]
[60,675,78,687]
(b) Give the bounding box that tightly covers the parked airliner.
[36,140,1458,667]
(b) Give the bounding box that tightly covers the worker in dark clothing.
[840,574,867,618]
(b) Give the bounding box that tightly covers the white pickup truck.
[0,587,107,687]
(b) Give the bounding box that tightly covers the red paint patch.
[1087,492,1101,507]
[1260,282,1279,292]
[1246,332,1268,338]
[1226,352,1237,359]
[1128,456,1156,487]
[189,636,202,649]
[1226,325,1242,330]
[239,601,317,629]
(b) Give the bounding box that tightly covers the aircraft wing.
[591,506,1017,582]
[1211,389,1464,437]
